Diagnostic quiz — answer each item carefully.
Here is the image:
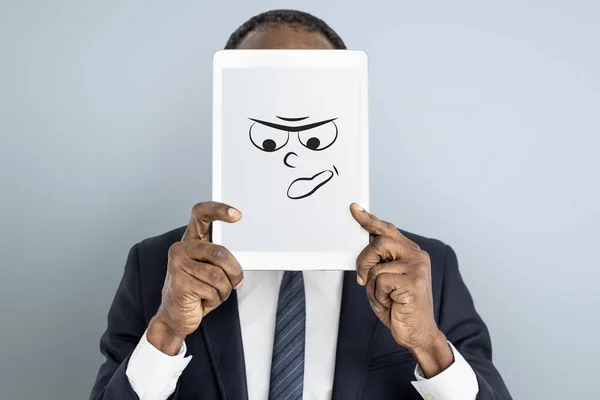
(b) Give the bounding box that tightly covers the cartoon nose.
[283,151,298,168]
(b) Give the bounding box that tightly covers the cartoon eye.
[249,122,289,152]
[298,121,338,151]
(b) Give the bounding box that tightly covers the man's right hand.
[146,201,244,355]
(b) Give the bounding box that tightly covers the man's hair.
[224,9,347,50]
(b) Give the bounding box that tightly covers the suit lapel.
[200,290,249,400]
[332,271,379,400]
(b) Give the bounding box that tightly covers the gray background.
[0,1,598,399]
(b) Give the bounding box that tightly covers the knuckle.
[168,242,184,259]
[355,258,363,272]
[167,243,186,269]
[206,285,221,304]
[417,250,430,263]
[356,249,368,265]
[166,259,177,273]
[362,213,375,226]
[207,265,225,283]
[211,244,229,262]
[358,218,370,229]
[384,221,396,231]
[169,273,187,293]
[192,202,206,216]
[402,293,416,305]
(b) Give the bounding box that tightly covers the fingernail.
[228,208,241,219]
[369,300,381,313]
[234,280,244,290]
[357,275,364,286]
[356,204,364,212]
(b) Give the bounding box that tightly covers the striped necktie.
[268,271,306,400]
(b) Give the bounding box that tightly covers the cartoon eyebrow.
[248,117,338,132]
[277,116,309,122]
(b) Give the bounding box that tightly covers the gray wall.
[1,1,598,399]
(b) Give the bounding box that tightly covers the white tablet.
[212,50,369,271]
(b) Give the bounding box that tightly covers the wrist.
[147,315,186,356]
[410,330,454,378]
[411,329,448,356]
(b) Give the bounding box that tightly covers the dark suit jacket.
[90,226,512,400]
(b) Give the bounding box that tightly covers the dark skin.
[147,25,453,379]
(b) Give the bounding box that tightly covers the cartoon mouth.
[287,167,338,200]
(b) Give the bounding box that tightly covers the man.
[90,9,511,400]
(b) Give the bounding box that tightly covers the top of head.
[224,9,347,51]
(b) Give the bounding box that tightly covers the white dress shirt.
[126,270,479,400]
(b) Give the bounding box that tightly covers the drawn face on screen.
[248,116,339,200]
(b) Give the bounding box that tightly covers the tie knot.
[279,271,304,295]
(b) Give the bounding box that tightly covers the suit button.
[424,395,435,400]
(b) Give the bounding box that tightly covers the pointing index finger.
[350,203,401,239]
[183,201,242,242]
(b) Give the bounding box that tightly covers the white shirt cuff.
[411,342,479,400]
[125,330,192,400]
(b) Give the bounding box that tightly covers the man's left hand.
[350,203,454,377]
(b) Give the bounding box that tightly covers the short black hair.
[224,9,346,50]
